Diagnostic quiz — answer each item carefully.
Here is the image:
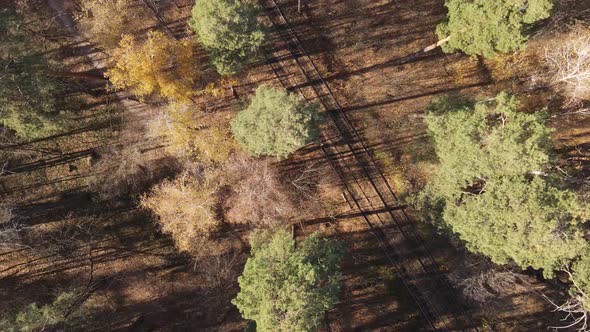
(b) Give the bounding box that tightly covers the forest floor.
[274,0,590,330]
[0,0,588,331]
[1,0,247,330]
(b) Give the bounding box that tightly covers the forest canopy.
[231,85,321,159]
[189,0,266,75]
[232,228,344,332]
[414,93,589,276]
[77,0,147,49]
[3,0,590,330]
[106,31,200,101]
[437,0,553,57]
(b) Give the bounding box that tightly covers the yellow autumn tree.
[77,0,147,49]
[106,31,200,101]
[140,171,220,253]
[148,102,236,163]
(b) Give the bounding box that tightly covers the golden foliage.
[203,78,240,97]
[148,102,237,163]
[78,0,146,49]
[140,171,219,252]
[106,31,200,101]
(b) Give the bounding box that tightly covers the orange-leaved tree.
[106,31,200,101]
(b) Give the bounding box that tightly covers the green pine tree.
[232,228,344,332]
[0,9,63,139]
[0,292,77,332]
[436,0,553,57]
[571,254,590,311]
[231,85,321,158]
[189,0,266,75]
[414,93,589,277]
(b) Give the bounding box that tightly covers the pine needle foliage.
[231,85,320,159]
[414,93,589,277]
[0,292,77,332]
[0,9,62,139]
[436,0,553,58]
[189,0,266,75]
[232,228,344,332]
[572,254,590,311]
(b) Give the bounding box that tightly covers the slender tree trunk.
[49,70,107,80]
[422,35,451,53]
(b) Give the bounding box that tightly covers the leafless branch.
[0,205,31,249]
[545,23,590,103]
[544,294,589,332]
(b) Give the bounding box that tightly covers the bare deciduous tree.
[546,23,590,104]
[89,146,179,200]
[544,267,590,332]
[198,250,242,291]
[0,204,29,248]
[224,156,296,227]
[288,160,341,201]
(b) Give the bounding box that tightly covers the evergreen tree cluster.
[231,85,321,159]
[415,92,589,295]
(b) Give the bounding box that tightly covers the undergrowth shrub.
[0,292,77,332]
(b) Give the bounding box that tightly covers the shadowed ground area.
[0,0,585,331]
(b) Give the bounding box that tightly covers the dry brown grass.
[487,51,544,87]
